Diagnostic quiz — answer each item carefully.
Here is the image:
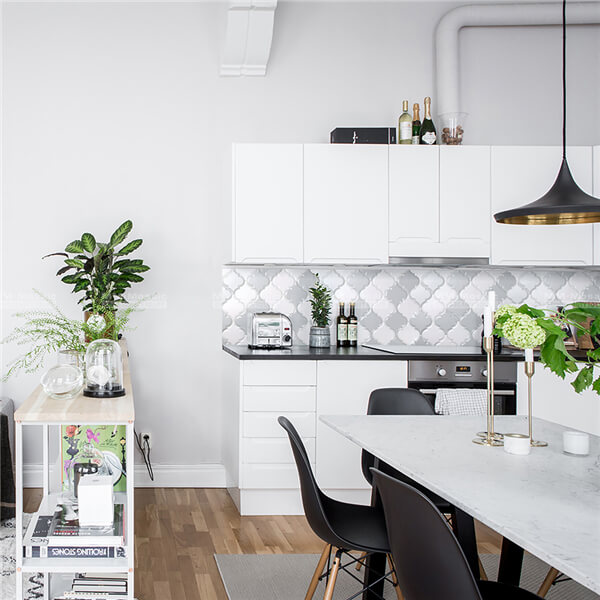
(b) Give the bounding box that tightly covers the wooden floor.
[24,488,502,600]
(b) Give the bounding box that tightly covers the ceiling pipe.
[435,2,600,116]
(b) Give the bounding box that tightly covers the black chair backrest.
[278,416,346,549]
[372,468,483,600]
[362,388,435,485]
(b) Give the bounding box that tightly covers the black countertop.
[222,344,527,361]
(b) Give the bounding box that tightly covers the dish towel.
[435,388,487,415]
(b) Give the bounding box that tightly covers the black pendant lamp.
[494,0,600,225]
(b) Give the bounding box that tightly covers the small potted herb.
[308,274,332,348]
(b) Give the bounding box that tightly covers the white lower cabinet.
[517,367,600,436]
[228,359,408,515]
[316,361,408,504]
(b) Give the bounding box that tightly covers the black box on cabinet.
[330,127,396,144]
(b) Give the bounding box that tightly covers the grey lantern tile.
[222,266,600,347]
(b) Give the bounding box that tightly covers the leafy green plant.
[494,302,600,395]
[308,274,332,328]
[45,220,149,315]
[1,290,146,380]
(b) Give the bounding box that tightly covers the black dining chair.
[372,467,543,600]
[278,416,403,600]
[361,388,454,515]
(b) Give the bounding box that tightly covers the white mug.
[563,431,590,456]
[504,433,531,455]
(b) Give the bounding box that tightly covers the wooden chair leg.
[387,554,404,600]
[478,556,488,581]
[323,549,341,600]
[305,543,331,600]
[355,551,367,571]
[537,567,560,598]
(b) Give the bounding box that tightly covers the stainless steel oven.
[407,359,517,415]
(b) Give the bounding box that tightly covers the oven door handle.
[416,388,515,396]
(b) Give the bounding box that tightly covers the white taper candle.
[483,307,492,337]
[525,348,534,362]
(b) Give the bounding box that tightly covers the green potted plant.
[494,302,600,395]
[45,220,149,339]
[308,274,332,348]
[1,290,142,380]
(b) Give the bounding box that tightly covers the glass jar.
[83,339,125,398]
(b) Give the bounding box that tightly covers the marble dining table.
[320,414,600,596]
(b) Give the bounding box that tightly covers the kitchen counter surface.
[223,344,526,361]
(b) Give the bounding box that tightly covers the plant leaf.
[56,265,74,276]
[109,220,133,248]
[572,366,593,393]
[592,376,600,394]
[120,264,150,273]
[73,280,88,293]
[123,273,144,283]
[81,233,96,253]
[64,258,85,269]
[61,274,80,284]
[65,240,85,253]
[116,239,143,256]
[42,252,68,260]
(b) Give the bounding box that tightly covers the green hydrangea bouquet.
[493,303,600,395]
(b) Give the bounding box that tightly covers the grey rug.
[215,552,599,600]
[0,516,43,600]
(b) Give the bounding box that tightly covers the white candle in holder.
[525,348,534,363]
[488,290,496,313]
[504,433,531,455]
[483,307,492,337]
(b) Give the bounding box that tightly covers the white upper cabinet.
[303,144,389,264]
[388,146,490,259]
[389,146,439,256]
[439,146,490,257]
[491,146,594,266]
[593,146,600,265]
[233,144,303,263]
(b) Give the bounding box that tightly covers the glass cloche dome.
[83,339,125,398]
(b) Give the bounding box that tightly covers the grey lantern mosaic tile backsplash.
[222,266,600,347]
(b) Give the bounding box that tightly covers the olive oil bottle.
[347,303,358,347]
[337,302,348,348]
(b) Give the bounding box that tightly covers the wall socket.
[140,432,152,449]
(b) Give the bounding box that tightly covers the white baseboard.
[23,463,226,489]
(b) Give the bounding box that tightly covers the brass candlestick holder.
[473,336,503,447]
[524,359,548,447]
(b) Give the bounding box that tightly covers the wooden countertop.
[15,340,134,424]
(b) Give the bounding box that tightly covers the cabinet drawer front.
[241,464,306,489]
[243,412,315,438]
[243,361,317,386]
[243,386,316,412]
[243,437,316,464]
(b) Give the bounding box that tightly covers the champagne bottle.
[347,303,358,348]
[337,302,348,348]
[412,103,421,145]
[398,100,412,145]
[419,97,437,145]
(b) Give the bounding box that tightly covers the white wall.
[1,1,598,484]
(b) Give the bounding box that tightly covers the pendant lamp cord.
[562,0,567,160]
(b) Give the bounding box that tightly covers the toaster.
[248,313,293,349]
